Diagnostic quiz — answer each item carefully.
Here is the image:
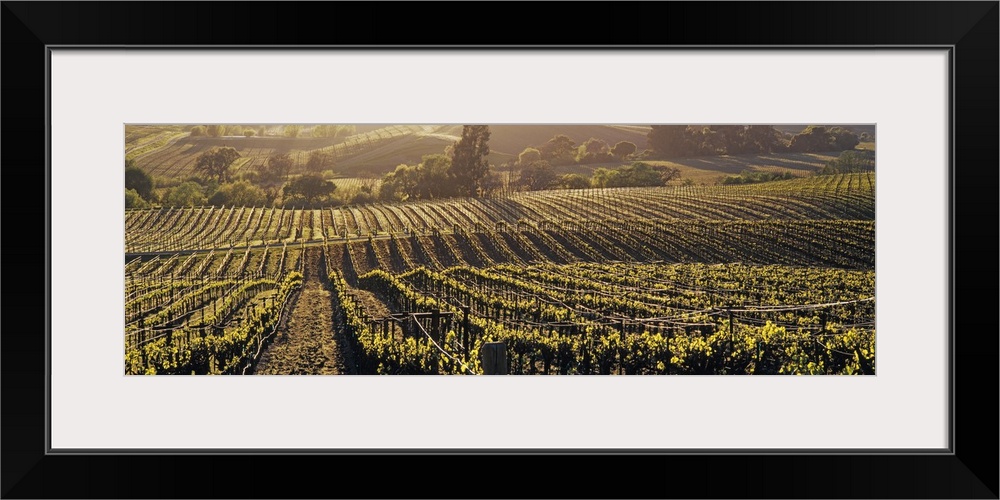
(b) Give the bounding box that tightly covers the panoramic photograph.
[124,124,875,375]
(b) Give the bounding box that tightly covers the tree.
[243,129,257,137]
[124,165,155,200]
[721,170,795,185]
[195,147,241,182]
[413,154,458,199]
[227,125,243,136]
[205,125,224,137]
[189,125,207,137]
[611,141,637,160]
[517,147,542,166]
[818,150,875,174]
[591,162,675,188]
[283,125,302,138]
[828,126,860,150]
[518,160,556,191]
[306,150,335,173]
[708,125,746,154]
[558,173,591,190]
[789,126,832,152]
[164,181,206,207]
[647,125,695,158]
[125,189,149,209]
[261,153,294,184]
[379,164,419,202]
[538,134,576,165]
[479,169,504,197]
[743,125,780,154]
[377,155,461,201]
[576,138,612,164]
[655,165,682,184]
[349,190,376,205]
[615,162,664,187]
[208,180,267,207]
[697,127,722,154]
[449,125,491,197]
[283,173,336,207]
[590,167,618,187]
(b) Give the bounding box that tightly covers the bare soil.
[254,247,356,374]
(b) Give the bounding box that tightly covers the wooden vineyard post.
[406,314,416,340]
[461,305,471,361]
[480,342,507,375]
[728,308,734,337]
[581,329,592,375]
[431,309,441,344]
[430,310,441,372]
[619,319,627,375]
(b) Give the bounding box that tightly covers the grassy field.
[643,151,844,183]
[544,151,843,184]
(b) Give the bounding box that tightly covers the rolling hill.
[126,124,870,180]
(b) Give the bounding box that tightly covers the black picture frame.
[3,2,996,498]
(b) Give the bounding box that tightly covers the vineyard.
[124,173,876,375]
[126,173,874,252]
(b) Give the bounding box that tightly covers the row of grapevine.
[339,261,873,375]
[125,173,874,252]
[125,271,303,375]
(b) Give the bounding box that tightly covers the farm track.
[254,248,356,375]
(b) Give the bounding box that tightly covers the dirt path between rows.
[254,247,357,375]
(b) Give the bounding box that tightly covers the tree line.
[379,125,496,201]
[125,146,343,209]
[127,124,872,209]
[127,126,492,209]
[645,125,863,158]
